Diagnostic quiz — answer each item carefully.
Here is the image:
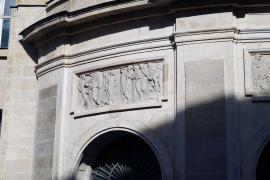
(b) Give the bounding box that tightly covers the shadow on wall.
[21,3,270,180]
[59,94,270,180]
[19,39,38,64]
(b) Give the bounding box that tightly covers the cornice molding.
[20,0,155,43]
[35,35,171,77]
[34,27,270,77]
[20,1,270,45]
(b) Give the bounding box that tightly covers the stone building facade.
[0,0,270,180]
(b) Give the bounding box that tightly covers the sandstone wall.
[0,4,45,179]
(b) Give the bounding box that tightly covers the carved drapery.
[77,61,163,110]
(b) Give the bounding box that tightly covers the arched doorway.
[257,140,270,180]
[76,131,162,180]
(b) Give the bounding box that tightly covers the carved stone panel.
[77,61,163,110]
[251,54,270,96]
[244,50,270,101]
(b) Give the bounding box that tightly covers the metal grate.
[91,135,162,180]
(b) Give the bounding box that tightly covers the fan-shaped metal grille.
[91,163,131,179]
[91,136,161,180]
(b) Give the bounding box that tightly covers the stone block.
[185,59,226,180]
[16,0,46,5]
[6,147,33,159]
[176,12,233,32]
[23,66,35,77]
[34,155,53,180]
[38,85,57,100]
[33,85,57,180]
[5,173,32,180]
[5,159,32,173]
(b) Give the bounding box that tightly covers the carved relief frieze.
[77,61,163,110]
[251,54,270,95]
[244,50,270,101]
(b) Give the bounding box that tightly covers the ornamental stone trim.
[244,49,270,101]
[73,60,165,116]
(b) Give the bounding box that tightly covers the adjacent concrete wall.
[0,5,45,179]
[0,50,7,178]
[0,57,7,109]
[16,0,47,5]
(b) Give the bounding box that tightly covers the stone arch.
[243,122,270,180]
[76,131,162,179]
[256,138,270,180]
[70,119,173,180]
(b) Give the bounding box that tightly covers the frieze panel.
[244,50,270,101]
[251,54,270,95]
[77,61,163,110]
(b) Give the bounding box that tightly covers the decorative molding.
[35,36,171,77]
[33,27,270,78]
[174,28,238,45]
[20,0,151,43]
[244,49,270,101]
[74,101,162,118]
[21,2,270,44]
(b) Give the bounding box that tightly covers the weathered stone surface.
[0,4,45,179]
[0,61,7,109]
[16,0,47,5]
[33,85,57,180]
[2,1,270,180]
[77,61,163,110]
[251,54,270,95]
[185,60,226,180]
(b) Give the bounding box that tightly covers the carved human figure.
[107,70,119,104]
[126,65,142,102]
[78,76,89,108]
[133,64,144,101]
[120,66,132,103]
[126,65,134,102]
[102,71,111,105]
[101,73,108,104]
[78,62,163,110]
[90,72,103,106]
[78,73,95,108]
[148,63,162,93]
[139,63,150,98]
[252,54,270,94]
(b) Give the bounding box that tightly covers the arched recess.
[69,119,173,180]
[242,122,270,180]
[75,131,162,180]
[256,140,270,180]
